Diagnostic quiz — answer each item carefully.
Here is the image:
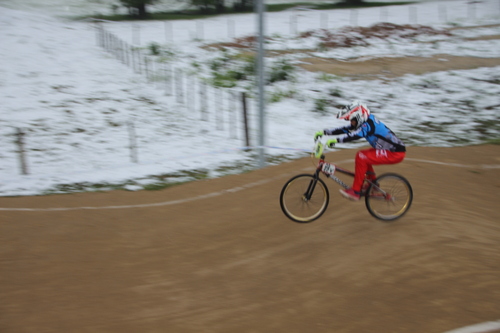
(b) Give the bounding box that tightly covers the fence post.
[228,19,235,38]
[187,74,194,111]
[409,6,418,24]
[133,24,140,46]
[320,12,328,29]
[131,46,137,73]
[439,4,447,22]
[290,14,297,35]
[176,69,184,104]
[119,39,125,63]
[95,22,102,47]
[350,9,358,26]
[201,81,208,121]
[164,63,171,96]
[230,90,237,139]
[216,88,223,130]
[145,57,150,81]
[164,21,173,42]
[468,2,476,20]
[109,33,114,55]
[15,128,29,175]
[241,92,250,147]
[124,41,129,66]
[380,7,388,22]
[128,121,138,163]
[152,60,158,87]
[112,34,117,58]
[196,21,204,40]
[105,30,110,52]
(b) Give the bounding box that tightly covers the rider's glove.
[326,138,337,148]
[314,130,324,141]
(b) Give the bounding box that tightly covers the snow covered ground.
[1,0,499,196]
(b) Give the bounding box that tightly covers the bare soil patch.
[297,54,500,79]
[465,34,500,41]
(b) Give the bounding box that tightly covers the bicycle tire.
[365,173,413,221]
[280,174,329,223]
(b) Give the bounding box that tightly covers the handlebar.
[314,138,338,158]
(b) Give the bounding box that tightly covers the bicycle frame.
[313,146,381,197]
[314,156,353,190]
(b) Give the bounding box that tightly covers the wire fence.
[96,0,500,44]
[7,0,500,176]
[95,24,254,135]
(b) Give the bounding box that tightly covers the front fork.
[303,169,322,201]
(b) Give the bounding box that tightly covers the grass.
[76,1,416,22]
[37,152,299,195]
[40,169,210,195]
[484,138,500,145]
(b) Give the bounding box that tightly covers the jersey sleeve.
[337,123,370,143]
[324,125,351,136]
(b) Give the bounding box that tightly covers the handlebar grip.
[314,141,324,158]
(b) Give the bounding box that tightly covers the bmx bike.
[280,140,413,223]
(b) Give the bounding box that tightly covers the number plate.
[322,163,336,175]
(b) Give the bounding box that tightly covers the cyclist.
[314,100,406,201]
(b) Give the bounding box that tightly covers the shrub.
[317,73,337,82]
[328,88,343,97]
[242,55,256,77]
[211,72,237,88]
[268,59,295,83]
[313,98,330,114]
[268,88,296,103]
[148,42,162,56]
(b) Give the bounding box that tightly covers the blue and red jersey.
[324,114,406,152]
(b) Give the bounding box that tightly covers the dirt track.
[1,145,499,333]
[297,54,500,79]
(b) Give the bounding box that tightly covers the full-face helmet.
[337,100,371,129]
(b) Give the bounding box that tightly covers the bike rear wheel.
[280,174,329,223]
[365,173,413,221]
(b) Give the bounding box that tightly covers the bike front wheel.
[365,173,413,221]
[280,174,329,223]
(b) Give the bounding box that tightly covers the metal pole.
[256,0,266,168]
[242,92,250,147]
[16,128,29,175]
